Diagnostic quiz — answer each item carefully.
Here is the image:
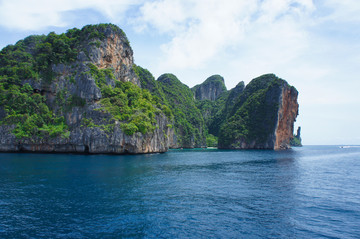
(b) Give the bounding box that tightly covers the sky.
[0,0,359,145]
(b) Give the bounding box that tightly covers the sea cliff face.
[217,74,299,150]
[274,84,299,150]
[86,27,140,86]
[0,24,299,153]
[0,24,174,154]
[0,115,173,154]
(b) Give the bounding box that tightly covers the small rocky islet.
[0,24,300,154]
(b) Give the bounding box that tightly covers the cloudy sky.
[0,0,359,145]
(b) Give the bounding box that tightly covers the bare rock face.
[86,27,140,86]
[274,84,299,150]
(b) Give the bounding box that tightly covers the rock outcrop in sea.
[0,24,174,154]
[0,24,300,153]
[290,126,302,147]
[217,74,299,150]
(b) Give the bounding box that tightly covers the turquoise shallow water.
[0,146,360,238]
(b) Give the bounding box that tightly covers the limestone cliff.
[192,75,227,101]
[0,115,173,154]
[0,24,173,154]
[157,74,206,148]
[204,81,245,137]
[274,84,299,149]
[85,26,140,86]
[0,24,300,153]
[218,74,299,150]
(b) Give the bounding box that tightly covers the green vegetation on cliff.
[195,92,228,133]
[218,74,285,148]
[290,136,302,146]
[0,33,75,85]
[157,74,206,147]
[0,83,69,139]
[0,24,161,139]
[290,126,302,146]
[133,65,170,109]
[100,80,160,135]
[205,81,245,138]
[0,23,127,87]
[192,74,227,101]
[0,24,299,150]
[133,66,208,147]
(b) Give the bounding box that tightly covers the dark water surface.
[0,146,359,238]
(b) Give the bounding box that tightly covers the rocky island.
[0,24,299,153]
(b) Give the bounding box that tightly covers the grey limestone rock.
[192,75,227,101]
[0,24,174,154]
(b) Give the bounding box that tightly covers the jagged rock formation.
[193,74,299,150]
[0,24,299,153]
[0,24,173,154]
[290,126,302,146]
[217,74,298,150]
[192,75,227,101]
[192,75,229,138]
[296,127,302,142]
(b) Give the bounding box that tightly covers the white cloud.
[0,0,139,31]
[321,0,360,22]
[135,0,189,33]
[134,0,315,71]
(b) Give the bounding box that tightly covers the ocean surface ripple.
[0,146,359,238]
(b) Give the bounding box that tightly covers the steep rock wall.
[0,24,173,154]
[274,85,299,149]
[0,115,173,154]
[192,75,227,101]
[218,74,299,150]
[87,28,140,86]
[157,74,206,148]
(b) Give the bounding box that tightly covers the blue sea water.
[0,146,359,238]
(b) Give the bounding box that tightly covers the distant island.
[0,24,300,154]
